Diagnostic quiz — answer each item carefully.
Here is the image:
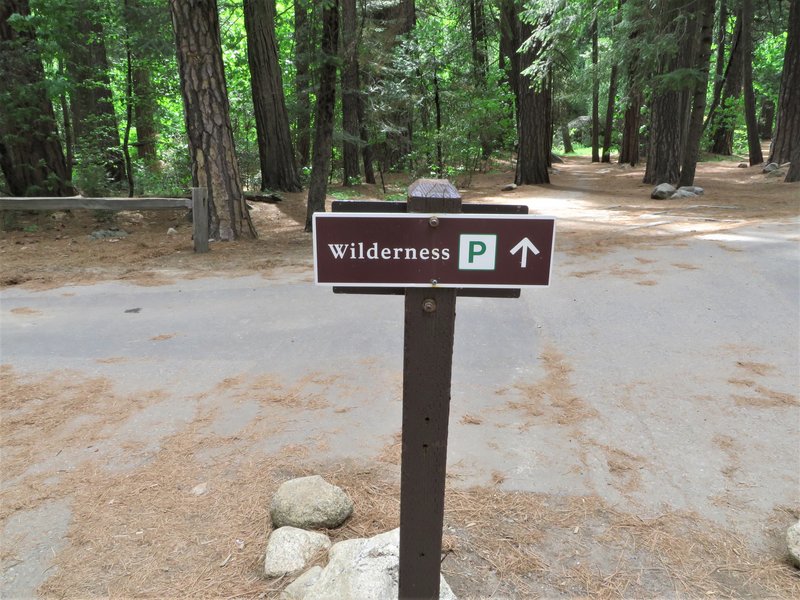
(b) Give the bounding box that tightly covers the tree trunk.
[294,0,312,167]
[244,0,302,192]
[561,124,574,154]
[709,13,743,155]
[357,74,375,184]
[470,0,487,79]
[590,15,600,162]
[305,0,339,231]
[786,144,800,183]
[132,67,158,163]
[759,99,775,139]
[643,0,691,185]
[515,7,551,185]
[601,64,618,163]
[678,0,715,187]
[65,3,126,185]
[170,0,255,240]
[341,0,360,185]
[740,0,762,166]
[0,0,73,196]
[769,0,799,166]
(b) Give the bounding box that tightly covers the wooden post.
[192,187,209,253]
[399,179,461,600]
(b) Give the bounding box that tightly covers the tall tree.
[294,0,312,167]
[64,2,126,185]
[740,0,763,165]
[768,0,799,169]
[643,0,693,185]
[243,0,302,192]
[708,13,743,154]
[0,0,73,196]
[514,3,551,185]
[340,0,360,185]
[590,14,600,162]
[678,0,715,186]
[305,0,339,231]
[170,0,255,240]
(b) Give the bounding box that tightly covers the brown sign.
[313,213,555,288]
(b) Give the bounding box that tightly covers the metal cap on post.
[399,178,461,600]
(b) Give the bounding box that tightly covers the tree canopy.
[1,0,796,227]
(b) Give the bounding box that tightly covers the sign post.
[313,179,554,599]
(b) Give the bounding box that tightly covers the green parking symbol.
[458,234,497,270]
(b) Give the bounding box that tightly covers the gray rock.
[265,527,331,578]
[766,167,787,178]
[291,528,456,600]
[88,229,128,240]
[787,521,800,568]
[671,189,697,199]
[678,185,704,196]
[271,476,353,530]
[501,183,517,191]
[167,227,178,235]
[650,183,676,200]
[762,162,779,173]
[281,566,323,600]
[738,162,749,168]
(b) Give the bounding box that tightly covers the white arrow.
[510,237,540,268]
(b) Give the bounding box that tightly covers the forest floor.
[1,155,799,599]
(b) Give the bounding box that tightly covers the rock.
[766,168,787,178]
[678,185,704,196]
[290,528,456,600]
[264,527,331,578]
[88,229,128,240]
[167,227,178,235]
[190,482,208,496]
[271,476,353,530]
[762,162,779,173]
[550,153,564,164]
[281,566,323,600]
[501,183,517,191]
[671,189,697,198]
[738,162,749,168]
[650,183,676,200]
[787,521,800,568]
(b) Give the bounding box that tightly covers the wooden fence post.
[192,187,209,253]
[399,179,461,600]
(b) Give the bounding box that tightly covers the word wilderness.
[327,242,451,261]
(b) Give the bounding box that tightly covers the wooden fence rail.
[0,187,209,253]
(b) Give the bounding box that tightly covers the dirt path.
[1,157,798,599]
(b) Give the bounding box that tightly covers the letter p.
[459,234,497,270]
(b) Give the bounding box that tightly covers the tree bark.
[132,67,158,163]
[678,0,715,187]
[590,15,600,162]
[294,0,312,167]
[0,0,73,196]
[514,6,551,185]
[601,64,618,163]
[305,0,339,231]
[244,0,302,192]
[769,0,799,166]
[341,0,360,185]
[170,0,255,240]
[619,86,642,166]
[561,124,574,154]
[643,0,690,185]
[740,0,763,166]
[709,13,743,155]
[65,2,126,184]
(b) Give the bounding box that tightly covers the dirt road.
[2,158,798,598]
